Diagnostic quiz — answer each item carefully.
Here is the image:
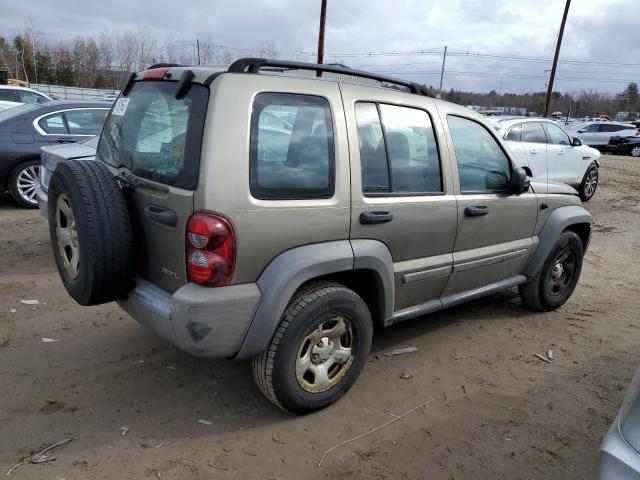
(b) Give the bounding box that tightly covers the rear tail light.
[186,213,236,287]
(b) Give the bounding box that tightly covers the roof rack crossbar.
[228,58,432,97]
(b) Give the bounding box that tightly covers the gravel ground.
[1,154,639,479]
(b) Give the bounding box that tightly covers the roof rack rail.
[228,58,433,98]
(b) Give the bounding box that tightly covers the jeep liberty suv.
[47,59,592,413]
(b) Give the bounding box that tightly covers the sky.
[1,0,638,94]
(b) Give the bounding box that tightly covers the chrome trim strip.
[32,107,110,136]
[452,248,528,273]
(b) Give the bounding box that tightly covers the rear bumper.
[596,416,640,479]
[118,278,261,358]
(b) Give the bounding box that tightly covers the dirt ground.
[1,154,639,480]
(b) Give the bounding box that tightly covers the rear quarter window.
[249,92,335,200]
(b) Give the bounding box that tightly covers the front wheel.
[519,230,584,311]
[579,164,598,202]
[252,282,373,413]
[630,146,640,158]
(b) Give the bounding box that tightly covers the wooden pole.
[438,45,447,98]
[316,0,327,76]
[544,0,571,117]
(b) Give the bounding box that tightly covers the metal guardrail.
[32,84,120,101]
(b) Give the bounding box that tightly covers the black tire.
[252,282,373,414]
[519,230,584,311]
[8,159,40,208]
[48,160,133,306]
[579,164,598,202]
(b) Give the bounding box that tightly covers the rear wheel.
[630,146,640,158]
[519,230,584,311]
[8,160,40,208]
[579,164,598,202]
[252,282,373,413]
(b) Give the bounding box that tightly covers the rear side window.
[447,115,511,193]
[250,93,335,200]
[40,113,67,134]
[521,122,547,143]
[355,102,442,195]
[98,81,209,190]
[65,109,109,135]
[16,90,40,104]
[505,123,522,141]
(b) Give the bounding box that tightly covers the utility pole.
[196,38,201,65]
[438,45,447,98]
[544,0,571,117]
[316,0,327,77]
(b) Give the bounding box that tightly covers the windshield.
[97,81,208,190]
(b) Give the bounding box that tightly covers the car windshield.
[0,103,42,123]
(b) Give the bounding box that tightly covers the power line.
[367,69,638,84]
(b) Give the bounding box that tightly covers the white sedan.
[495,118,601,201]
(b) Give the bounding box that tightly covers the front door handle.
[464,205,489,217]
[529,149,537,154]
[359,211,393,225]
[145,204,177,227]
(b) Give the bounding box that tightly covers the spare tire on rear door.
[48,160,133,306]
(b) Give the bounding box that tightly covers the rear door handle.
[464,205,489,217]
[57,138,75,143]
[359,211,393,225]
[144,204,177,227]
[528,149,537,154]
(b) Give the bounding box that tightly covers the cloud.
[0,0,637,93]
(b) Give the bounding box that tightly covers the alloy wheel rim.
[295,315,355,393]
[631,146,640,157]
[55,193,80,279]
[584,170,597,197]
[548,250,576,297]
[16,165,40,205]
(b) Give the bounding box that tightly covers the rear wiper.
[115,173,169,193]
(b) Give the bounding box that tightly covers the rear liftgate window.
[250,92,335,200]
[98,80,208,190]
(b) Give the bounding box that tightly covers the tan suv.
[46,59,592,413]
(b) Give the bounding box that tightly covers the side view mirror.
[510,166,530,194]
[572,137,582,147]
